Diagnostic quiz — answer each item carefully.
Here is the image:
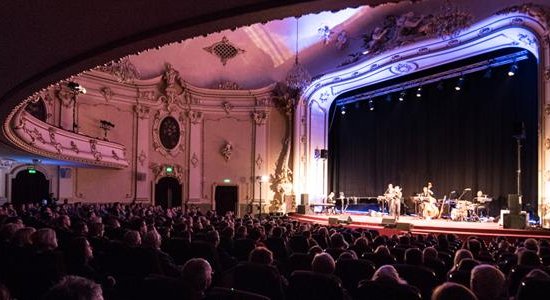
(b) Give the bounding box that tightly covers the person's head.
[311,252,336,274]
[0,282,11,300]
[32,228,58,251]
[43,275,103,300]
[404,248,423,265]
[329,232,347,249]
[142,230,162,249]
[477,191,483,197]
[12,227,36,247]
[453,249,473,268]
[372,265,406,284]
[523,238,539,253]
[249,246,274,265]
[123,230,142,247]
[423,247,438,261]
[518,249,541,266]
[206,230,220,247]
[56,215,71,229]
[374,245,390,256]
[470,264,506,300]
[432,282,477,300]
[181,258,212,294]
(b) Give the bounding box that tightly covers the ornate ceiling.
[0,0,548,161]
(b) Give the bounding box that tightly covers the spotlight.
[398,91,406,102]
[508,63,518,76]
[67,81,86,94]
[416,87,422,98]
[368,99,374,111]
[341,105,346,115]
[454,77,464,91]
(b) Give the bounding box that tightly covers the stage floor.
[288,212,550,240]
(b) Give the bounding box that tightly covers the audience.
[0,201,549,300]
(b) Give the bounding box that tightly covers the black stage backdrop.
[328,52,538,217]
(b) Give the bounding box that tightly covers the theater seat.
[287,270,346,300]
[206,287,270,300]
[334,259,375,295]
[356,280,421,300]
[393,264,438,299]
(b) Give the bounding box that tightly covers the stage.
[288,212,550,240]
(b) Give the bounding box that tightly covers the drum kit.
[413,194,492,222]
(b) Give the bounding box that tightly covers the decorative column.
[134,104,150,201]
[188,110,203,204]
[0,159,16,204]
[252,100,269,214]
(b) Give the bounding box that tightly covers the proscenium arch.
[295,8,550,226]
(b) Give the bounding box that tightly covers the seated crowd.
[0,201,550,300]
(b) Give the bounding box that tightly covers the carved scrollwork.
[134,104,150,119]
[56,84,77,108]
[96,57,140,83]
[545,67,550,81]
[90,140,102,161]
[221,142,233,162]
[150,162,184,183]
[497,3,550,31]
[188,110,203,124]
[251,111,268,126]
[546,138,550,150]
[48,127,62,153]
[98,87,112,102]
[70,141,79,154]
[222,102,233,114]
[138,90,155,102]
[217,81,240,90]
[191,152,199,168]
[138,150,147,166]
[0,159,15,169]
[255,154,263,170]
[112,150,120,161]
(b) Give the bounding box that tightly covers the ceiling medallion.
[203,37,245,66]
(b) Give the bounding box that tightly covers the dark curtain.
[328,53,538,217]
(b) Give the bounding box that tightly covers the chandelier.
[285,17,312,92]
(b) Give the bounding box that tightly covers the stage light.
[416,87,422,98]
[456,77,465,89]
[398,91,406,102]
[368,99,374,111]
[508,63,518,76]
[341,105,346,115]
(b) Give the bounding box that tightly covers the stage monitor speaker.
[320,149,328,159]
[296,205,306,214]
[381,217,395,227]
[300,193,309,206]
[396,222,413,231]
[328,217,339,225]
[508,194,521,214]
[503,213,527,229]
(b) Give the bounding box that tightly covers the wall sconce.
[99,120,115,140]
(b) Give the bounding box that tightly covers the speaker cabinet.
[296,205,306,214]
[508,194,521,214]
[381,217,395,227]
[503,213,527,229]
[396,222,413,231]
[328,217,339,225]
[300,193,309,206]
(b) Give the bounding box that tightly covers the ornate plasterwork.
[90,140,102,161]
[251,111,268,125]
[203,36,245,66]
[0,159,16,169]
[221,142,233,161]
[138,150,147,166]
[361,2,473,57]
[100,87,114,102]
[545,67,550,81]
[138,90,155,102]
[497,3,550,31]
[134,104,150,119]
[152,110,185,158]
[56,84,78,108]
[217,81,240,90]
[188,111,203,124]
[96,57,140,83]
[545,138,550,150]
[255,154,263,170]
[222,101,233,114]
[191,152,199,168]
[150,162,184,184]
[158,63,188,111]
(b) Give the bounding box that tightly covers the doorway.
[11,169,49,205]
[155,177,182,209]
[215,185,238,216]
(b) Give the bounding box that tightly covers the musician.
[382,183,395,213]
[427,182,434,197]
[326,192,336,214]
[473,190,489,217]
[420,184,438,219]
[390,186,402,220]
[338,192,347,213]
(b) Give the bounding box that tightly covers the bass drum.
[451,208,466,221]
